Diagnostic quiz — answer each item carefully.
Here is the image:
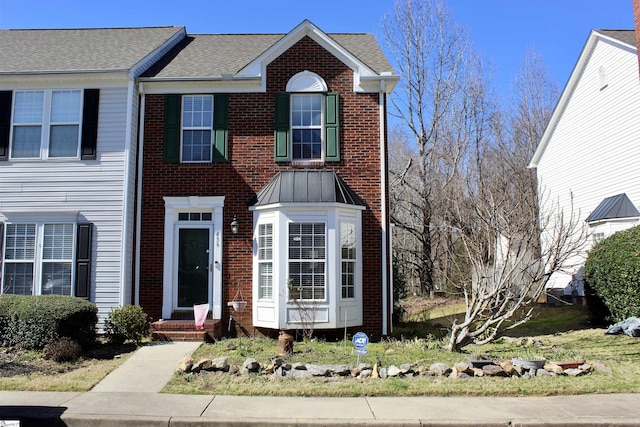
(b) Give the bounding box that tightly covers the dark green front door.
[177,228,209,308]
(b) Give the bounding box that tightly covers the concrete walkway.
[0,342,639,426]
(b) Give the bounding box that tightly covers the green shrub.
[0,295,97,350]
[44,337,83,362]
[583,225,640,323]
[104,305,149,345]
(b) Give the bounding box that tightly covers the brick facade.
[139,36,391,339]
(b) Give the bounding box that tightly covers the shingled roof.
[142,32,392,79]
[596,30,636,47]
[0,27,184,74]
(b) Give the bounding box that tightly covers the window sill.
[291,160,325,169]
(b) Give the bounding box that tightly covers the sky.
[0,0,634,95]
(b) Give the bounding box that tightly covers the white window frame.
[287,221,326,302]
[257,222,274,300]
[181,95,214,163]
[340,221,356,300]
[290,93,323,162]
[10,90,82,160]
[2,222,76,296]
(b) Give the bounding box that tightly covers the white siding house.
[0,27,185,326]
[530,30,640,293]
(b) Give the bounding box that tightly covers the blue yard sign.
[352,331,369,355]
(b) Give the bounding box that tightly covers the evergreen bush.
[583,225,640,323]
[104,305,149,345]
[0,295,97,350]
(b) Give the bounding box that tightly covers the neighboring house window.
[4,89,99,160]
[341,222,356,299]
[182,95,213,162]
[593,232,605,243]
[258,223,273,300]
[274,71,339,163]
[163,94,229,163]
[288,222,325,300]
[0,222,92,297]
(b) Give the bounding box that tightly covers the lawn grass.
[163,305,640,396]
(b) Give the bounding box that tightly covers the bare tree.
[384,0,486,296]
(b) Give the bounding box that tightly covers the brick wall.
[139,36,390,338]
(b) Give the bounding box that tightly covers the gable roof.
[586,193,640,223]
[529,29,636,167]
[0,26,185,75]
[141,20,397,94]
[253,170,365,207]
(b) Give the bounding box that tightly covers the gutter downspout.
[134,82,145,306]
[379,80,389,336]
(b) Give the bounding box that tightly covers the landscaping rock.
[228,365,240,375]
[242,358,260,373]
[499,360,516,376]
[387,365,403,377]
[195,358,212,371]
[305,364,329,377]
[326,364,350,376]
[482,364,506,377]
[565,368,585,377]
[211,357,229,371]
[429,362,451,377]
[454,361,472,374]
[544,362,564,375]
[472,368,484,377]
[359,369,372,378]
[177,355,194,373]
[379,367,388,379]
[536,368,552,377]
[372,363,379,379]
[593,361,611,373]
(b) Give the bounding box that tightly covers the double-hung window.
[257,223,273,300]
[288,222,326,300]
[341,222,356,299]
[291,94,322,161]
[182,95,213,162]
[11,90,82,159]
[2,223,74,296]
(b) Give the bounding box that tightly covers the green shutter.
[81,89,100,160]
[274,92,290,162]
[213,94,229,162]
[75,223,93,299]
[0,91,12,161]
[164,95,181,163]
[324,92,340,162]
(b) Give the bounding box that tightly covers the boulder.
[211,357,229,371]
[379,367,388,379]
[499,360,516,376]
[471,368,484,377]
[544,362,564,375]
[372,363,379,379]
[536,368,553,377]
[305,364,329,377]
[242,358,261,373]
[565,368,585,377]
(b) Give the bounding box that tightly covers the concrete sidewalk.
[0,341,639,426]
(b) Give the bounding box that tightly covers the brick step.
[149,319,222,342]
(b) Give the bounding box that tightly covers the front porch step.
[149,319,222,342]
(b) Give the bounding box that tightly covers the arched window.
[274,71,339,163]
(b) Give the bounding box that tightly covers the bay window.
[288,222,326,300]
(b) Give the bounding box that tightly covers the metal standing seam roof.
[254,170,365,207]
[0,26,185,74]
[585,193,640,223]
[141,33,393,78]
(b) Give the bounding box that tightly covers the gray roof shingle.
[596,30,636,47]
[0,27,184,73]
[142,33,393,78]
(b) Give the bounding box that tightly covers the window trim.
[340,221,356,300]
[1,222,76,296]
[180,94,214,163]
[9,90,83,160]
[287,221,327,302]
[257,222,274,301]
